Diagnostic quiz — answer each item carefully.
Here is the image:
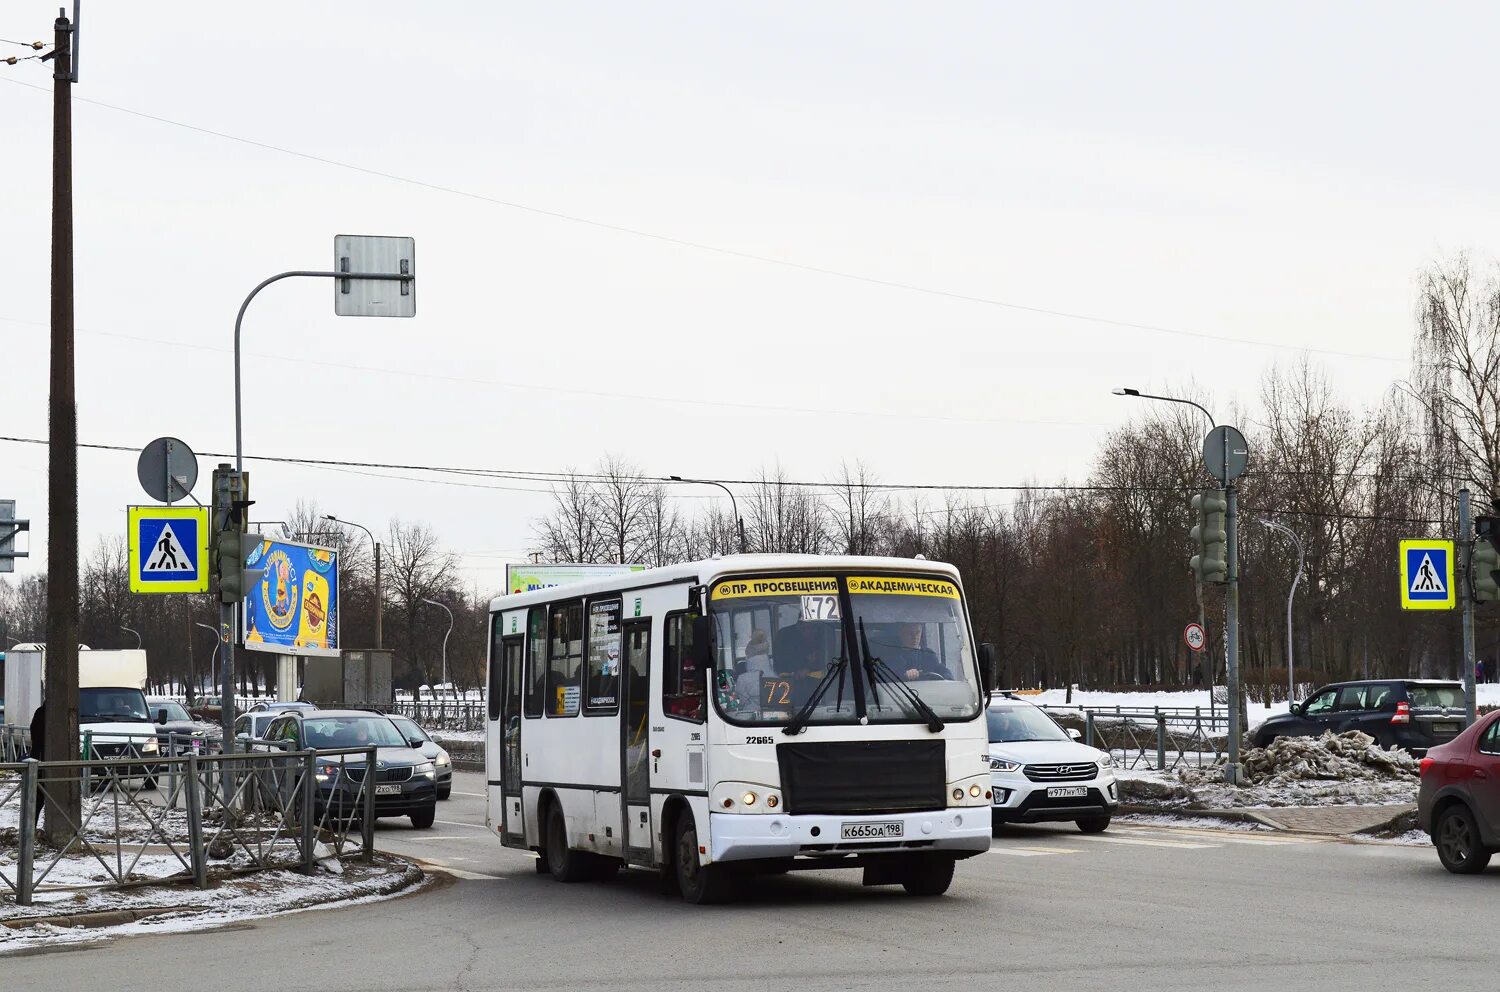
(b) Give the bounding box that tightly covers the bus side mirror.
[979,643,997,695]
[691,615,714,669]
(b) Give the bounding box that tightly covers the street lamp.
[193,621,219,704]
[421,598,454,699]
[325,514,383,649]
[119,625,142,649]
[1111,387,1216,431]
[1256,517,1305,706]
[668,476,747,553]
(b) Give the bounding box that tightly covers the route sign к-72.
[128,505,210,594]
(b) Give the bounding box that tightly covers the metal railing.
[1,743,378,906]
[1041,705,1231,771]
[390,699,485,731]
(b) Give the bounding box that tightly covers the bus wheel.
[545,802,588,883]
[901,856,956,897]
[675,816,731,904]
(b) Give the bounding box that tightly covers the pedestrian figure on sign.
[1415,556,1439,592]
[155,531,180,569]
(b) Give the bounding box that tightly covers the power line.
[0,76,1407,365]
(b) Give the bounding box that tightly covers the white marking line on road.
[400,836,471,842]
[987,848,1054,857]
[1070,834,1215,849]
[1115,827,1317,846]
[454,791,486,798]
[1013,845,1084,855]
[434,819,491,830]
[432,865,506,881]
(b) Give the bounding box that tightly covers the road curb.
[0,857,426,933]
[1118,803,1276,828]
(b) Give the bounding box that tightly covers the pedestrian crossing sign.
[1399,539,1455,611]
[128,505,210,594]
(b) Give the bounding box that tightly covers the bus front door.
[500,635,525,843]
[620,620,653,865]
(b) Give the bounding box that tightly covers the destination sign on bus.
[711,577,838,599]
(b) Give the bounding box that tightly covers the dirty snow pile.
[1173,731,1420,808]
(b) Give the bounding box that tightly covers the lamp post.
[325,514,382,649]
[668,476,747,553]
[1256,517,1304,706]
[193,622,219,704]
[119,625,142,649]
[1114,386,1244,785]
[421,598,453,702]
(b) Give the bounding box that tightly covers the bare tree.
[385,519,461,687]
[534,471,606,563]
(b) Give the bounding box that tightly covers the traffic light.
[214,526,266,604]
[1190,489,1228,585]
[1474,515,1500,603]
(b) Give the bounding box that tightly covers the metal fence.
[0,742,378,906]
[391,699,485,732]
[1041,705,1230,771]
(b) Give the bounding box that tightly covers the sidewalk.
[1245,804,1415,834]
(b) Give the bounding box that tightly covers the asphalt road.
[7,770,1497,991]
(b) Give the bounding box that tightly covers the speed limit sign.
[1184,622,1206,653]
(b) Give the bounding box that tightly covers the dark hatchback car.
[263,709,437,829]
[1417,710,1500,874]
[1251,680,1466,755]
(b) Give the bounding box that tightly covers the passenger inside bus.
[733,629,775,710]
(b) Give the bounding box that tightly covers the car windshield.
[151,700,191,722]
[986,705,1069,743]
[709,573,982,727]
[1408,684,1464,709]
[79,688,150,723]
[301,716,410,749]
[392,717,429,742]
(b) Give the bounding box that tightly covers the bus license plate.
[841,821,903,841]
[375,784,402,796]
[1046,787,1088,799]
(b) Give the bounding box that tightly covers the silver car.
[387,714,453,800]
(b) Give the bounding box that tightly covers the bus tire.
[545,802,589,883]
[901,855,956,897]
[674,815,731,904]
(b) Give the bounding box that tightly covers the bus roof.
[488,554,962,613]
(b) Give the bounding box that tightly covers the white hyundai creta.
[987,696,1118,834]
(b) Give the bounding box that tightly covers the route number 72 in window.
[801,594,840,621]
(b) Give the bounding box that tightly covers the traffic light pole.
[1459,488,1477,727]
[1224,482,1243,784]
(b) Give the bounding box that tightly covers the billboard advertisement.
[243,538,340,657]
[504,563,646,595]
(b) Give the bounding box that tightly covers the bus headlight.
[968,784,982,798]
[742,791,758,806]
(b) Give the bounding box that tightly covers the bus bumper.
[708,809,991,864]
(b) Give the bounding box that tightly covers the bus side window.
[663,612,705,724]
[487,616,504,722]
[547,602,583,717]
[523,607,545,718]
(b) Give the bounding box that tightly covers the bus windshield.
[708,574,982,728]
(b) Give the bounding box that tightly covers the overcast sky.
[2,1,1498,595]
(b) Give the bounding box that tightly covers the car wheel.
[1435,805,1493,875]
[410,803,436,830]
[437,785,452,801]
[1076,816,1111,834]
[545,802,589,882]
[900,855,956,897]
[674,815,731,904]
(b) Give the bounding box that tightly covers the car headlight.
[1097,754,1115,769]
[315,762,342,782]
[415,761,436,778]
[989,757,1021,772]
[140,739,159,753]
[436,753,450,766]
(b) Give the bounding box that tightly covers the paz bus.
[484,555,995,903]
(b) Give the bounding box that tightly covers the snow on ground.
[1115,812,1275,832]
[0,854,424,953]
[432,729,484,743]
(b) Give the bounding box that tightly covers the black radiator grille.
[776,740,946,815]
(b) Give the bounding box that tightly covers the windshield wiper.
[858,617,944,733]
[782,656,849,736]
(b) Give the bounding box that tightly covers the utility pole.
[1459,488,1477,726]
[1224,478,1244,779]
[43,6,80,846]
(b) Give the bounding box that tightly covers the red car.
[1417,710,1500,874]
